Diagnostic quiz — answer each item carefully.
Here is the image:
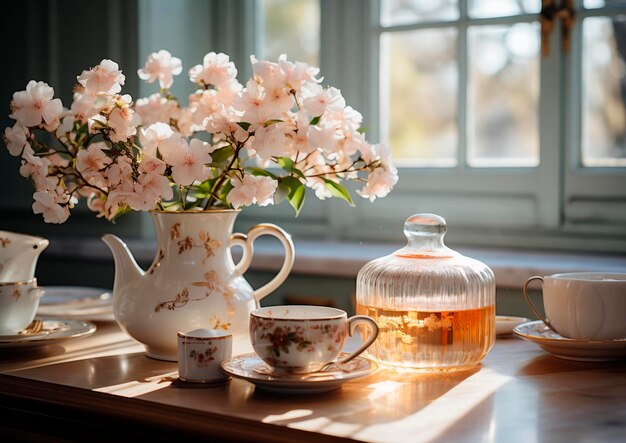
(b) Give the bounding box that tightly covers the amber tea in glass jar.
[356,214,495,372]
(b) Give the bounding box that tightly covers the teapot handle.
[229,223,294,303]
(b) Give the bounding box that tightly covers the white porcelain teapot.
[0,230,49,282]
[102,210,294,361]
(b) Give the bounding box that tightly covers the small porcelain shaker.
[177,328,232,383]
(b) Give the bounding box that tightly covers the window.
[138,0,626,251]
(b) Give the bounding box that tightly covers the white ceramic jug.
[102,210,294,361]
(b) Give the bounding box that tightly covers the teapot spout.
[101,234,144,289]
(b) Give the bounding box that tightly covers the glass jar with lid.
[356,213,495,372]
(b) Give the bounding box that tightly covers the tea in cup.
[523,272,626,340]
[250,305,379,374]
[0,278,45,335]
[177,328,232,383]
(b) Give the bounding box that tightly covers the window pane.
[382,29,458,166]
[467,24,540,167]
[582,16,626,167]
[469,0,540,19]
[381,0,458,26]
[583,0,626,9]
[260,0,319,66]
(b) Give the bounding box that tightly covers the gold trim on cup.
[177,331,232,340]
[251,306,347,321]
[0,278,37,286]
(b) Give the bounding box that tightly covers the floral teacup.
[250,305,379,374]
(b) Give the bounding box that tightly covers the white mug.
[523,272,626,340]
[177,328,232,383]
[250,305,379,374]
[0,278,45,335]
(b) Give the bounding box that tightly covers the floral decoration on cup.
[250,305,379,374]
[4,51,398,223]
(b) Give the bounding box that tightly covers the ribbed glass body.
[356,214,495,372]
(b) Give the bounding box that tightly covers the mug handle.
[337,315,379,365]
[522,276,558,333]
[229,223,295,304]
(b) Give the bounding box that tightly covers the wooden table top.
[1,321,625,442]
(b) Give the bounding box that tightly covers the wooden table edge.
[0,373,357,442]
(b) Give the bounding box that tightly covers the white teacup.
[250,305,379,374]
[523,273,626,340]
[0,230,49,282]
[177,328,232,383]
[0,278,45,335]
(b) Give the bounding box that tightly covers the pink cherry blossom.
[227,174,278,208]
[357,166,399,202]
[303,85,346,117]
[55,116,75,138]
[139,122,176,158]
[138,50,183,89]
[188,89,222,130]
[105,187,145,216]
[251,123,290,160]
[250,56,286,90]
[4,124,29,156]
[10,81,63,128]
[189,52,238,89]
[206,105,248,142]
[169,138,212,186]
[175,108,195,136]
[32,190,69,224]
[152,128,186,165]
[20,146,51,191]
[307,119,343,155]
[70,92,100,123]
[138,165,173,206]
[107,106,141,143]
[77,59,126,95]
[87,192,107,218]
[135,93,180,126]
[105,156,134,189]
[278,56,320,90]
[76,142,110,189]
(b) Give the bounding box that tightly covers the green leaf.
[281,176,306,216]
[309,116,321,126]
[210,145,235,164]
[217,179,234,206]
[263,119,283,127]
[274,181,290,205]
[237,122,251,131]
[323,178,354,206]
[246,167,278,179]
[357,127,366,135]
[276,157,306,179]
[110,205,132,223]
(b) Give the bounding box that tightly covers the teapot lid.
[395,213,456,259]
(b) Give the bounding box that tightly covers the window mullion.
[458,0,468,171]
[537,10,563,228]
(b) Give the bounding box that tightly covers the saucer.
[0,318,96,349]
[220,353,377,394]
[496,315,531,336]
[513,320,626,362]
[37,286,114,321]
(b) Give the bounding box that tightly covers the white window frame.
[140,0,626,252]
